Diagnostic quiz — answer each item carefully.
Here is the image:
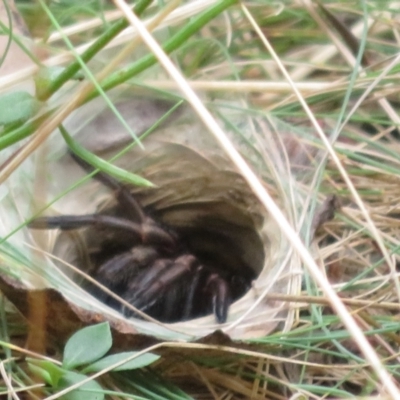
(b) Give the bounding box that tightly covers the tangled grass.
[0,1,400,399]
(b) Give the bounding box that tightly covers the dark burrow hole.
[58,193,265,324]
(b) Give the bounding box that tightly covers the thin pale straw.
[241,3,399,397]
[111,0,400,397]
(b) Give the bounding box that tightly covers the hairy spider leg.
[70,152,177,249]
[206,273,230,323]
[133,254,197,311]
[125,258,173,303]
[120,258,172,318]
[29,214,175,248]
[160,282,182,321]
[182,265,203,320]
[96,245,159,285]
[91,245,159,306]
[30,214,141,233]
[69,151,145,222]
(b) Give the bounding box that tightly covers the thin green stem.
[90,0,237,99]
[2,1,236,150]
[40,0,153,100]
[38,0,143,146]
[0,113,50,150]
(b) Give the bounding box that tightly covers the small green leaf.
[0,91,41,125]
[27,359,104,399]
[58,370,104,400]
[63,322,112,370]
[28,363,52,385]
[59,124,154,188]
[82,351,160,373]
[27,359,64,387]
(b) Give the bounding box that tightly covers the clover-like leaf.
[63,322,112,370]
[58,370,104,400]
[0,91,41,125]
[82,351,160,373]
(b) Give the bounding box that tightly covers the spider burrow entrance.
[30,152,266,324]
